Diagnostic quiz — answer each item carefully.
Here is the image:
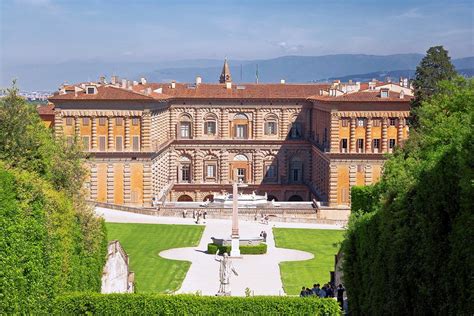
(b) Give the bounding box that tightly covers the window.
[341,139,348,152]
[206,165,216,178]
[389,118,397,126]
[389,138,396,149]
[132,136,140,151]
[289,159,302,183]
[82,117,90,125]
[236,124,247,139]
[341,118,349,127]
[99,117,107,126]
[357,165,364,173]
[357,118,366,127]
[180,122,191,138]
[116,117,123,126]
[115,136,123,151]
[237,168,246,183]
[357,139,364,152]
[66,136,74,147]
[65,117,73,126]
[132,118,140,126]
[99,136,106,151]
[373,118,381,127]
[266,121,277,135]
[181,165,190,182]
[373,139,380,152]
[265,165,276,178]
[205,121,216,135]
[289,123,302,139]
[87,87,95,94]
[82,136,89,151]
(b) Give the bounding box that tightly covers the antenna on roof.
[255,64,259,84]
[240,64,243,82]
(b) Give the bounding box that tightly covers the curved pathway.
[96,207,343,296]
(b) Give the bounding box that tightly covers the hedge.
[207,243,267,255]
[54,293,341,315]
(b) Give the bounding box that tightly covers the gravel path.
[96,207,343,296]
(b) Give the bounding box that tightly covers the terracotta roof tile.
[49,85,155,101]
[37,104,55,115]
[309,90,412,103]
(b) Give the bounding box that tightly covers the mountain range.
[2,54,473,91]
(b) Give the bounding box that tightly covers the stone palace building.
[43,60,411,212]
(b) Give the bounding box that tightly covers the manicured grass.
[273,228,344,295]
[106,223,204,293]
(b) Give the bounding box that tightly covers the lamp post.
[230,179,247,257]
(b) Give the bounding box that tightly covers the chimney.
[171,81,176,89]
[121,79,127,89]
[99,75,106,84]
[111,75,119,85]
[140,77,147,85]
[146,87,152,95]
[133,80,138,86]
[127,80,133,90]
[380,88,389,98]
[403,78,408,88]
[399,90,405,99]
[226,82,232,89]
[355,82,361,91]
[196,76,202,85]
[280,79,285,84]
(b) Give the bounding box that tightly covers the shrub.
[54,293,341,315]
[207,243,267,255]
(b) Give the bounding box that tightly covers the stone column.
[124,116,131,151]
[74,116,80,137]
[365,117,372,153]
[141,111,151,151]
[253,151,264,183]
[349,117,356,153]
[220,109,229,139]
[365,165,373,185]
[194,109,203,138]
[330,112,340,153]
[89,163,98,201]
[143,162,152,207]
[219,150,229,184]
[123,164,131,205]
[193,151,204,183]
[107,163,114,203]
[328,164,338,206]
[170,110,177,139]
[107,116,114,151]
[91,116,97,150]
[54,111,63,139]
[168,150,178,182]
[281,110,289,139]
[381,117,388,153]
[397,117,404,145]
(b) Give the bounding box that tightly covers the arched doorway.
[177,194,193,202]
[203,194,214,202]
[288,195,303,201]
[267,195,278,201]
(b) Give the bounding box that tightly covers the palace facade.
[44,60,411,212]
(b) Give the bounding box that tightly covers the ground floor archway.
[288,195,303,201]
[177,194,193,202]
[203,194,214,202]
[267,195,278,201]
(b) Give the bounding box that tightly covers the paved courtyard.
[96,207,343,296]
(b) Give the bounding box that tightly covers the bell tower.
[219,58,232,83]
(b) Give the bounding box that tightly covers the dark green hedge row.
[207,242,267,255]
[54,293,340,315]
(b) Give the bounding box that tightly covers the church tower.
[219,58,232,83]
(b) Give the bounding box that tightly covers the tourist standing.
[300,286,307,297]
[319,285,327,298]
[312,284,320,296]
[337,284,345,308]
[262,230,267,242]
[203,210,207,219]
[192,210,196,219]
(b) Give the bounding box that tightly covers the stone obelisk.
[230,181,241,257]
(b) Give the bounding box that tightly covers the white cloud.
[395,8,423,19]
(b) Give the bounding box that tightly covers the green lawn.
[273,228,344,295]
[106,223,204,293]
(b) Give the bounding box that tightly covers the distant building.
[44,59,412,220]
[101,240,134,294]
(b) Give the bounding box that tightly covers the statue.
[215,250,238,296]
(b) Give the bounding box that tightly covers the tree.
[0,84,107,313]
[342,78,474,315]
[410,46,457,127]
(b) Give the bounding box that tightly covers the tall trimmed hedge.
[341,78,474,315]
[207,243,267,255]
[54,293,341,315]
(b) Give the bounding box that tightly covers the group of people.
[300,283,345,308]
[259,230,267,242]
[180,209,207,224]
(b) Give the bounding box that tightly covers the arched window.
[264,155,278,182]
[177,194,193,202]
[233,154,248,161]
[204,154,218,181]
[203,114,218,136]
[178,155,192,183]
[289,156,303,183]
[203,194,214,202]
[233,113,249,139]
[288,194,303,201]
[264,114,278,136]
[179,114,192,139]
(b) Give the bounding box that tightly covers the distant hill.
[2,54,472,91]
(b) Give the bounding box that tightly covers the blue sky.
[0,0,473,66]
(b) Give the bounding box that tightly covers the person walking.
[262,230,267,242]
